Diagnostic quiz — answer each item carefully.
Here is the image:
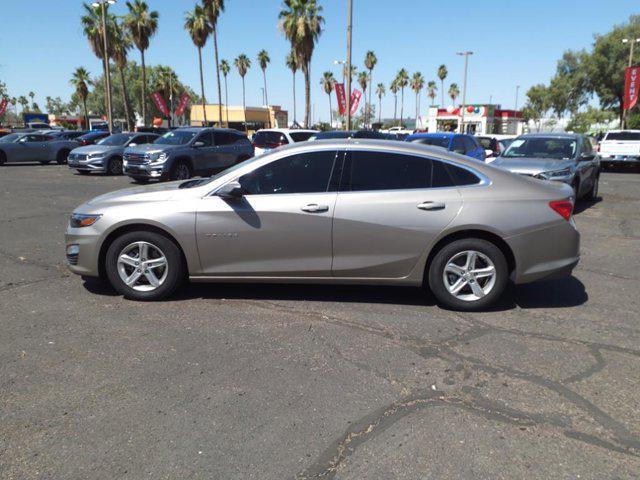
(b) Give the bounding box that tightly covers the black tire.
[77,170,90,175]
[39,160,51,165]
[132,177,149,184]
[56,149,70,165]
[571,179,580,201]
[0,151,6,166]
[169,161,192,181]
[106,156,123,175]
[428,238,508,311]
[104,230,185,301]
[586,174,599,200]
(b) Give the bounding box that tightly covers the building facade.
[426,105,524,135]
[190,105,288,133]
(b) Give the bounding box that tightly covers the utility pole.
[345,0,353,131]
[456,51,473,134]
[622,38,640,128]
[93,0,115,133]
[514,85,520,111]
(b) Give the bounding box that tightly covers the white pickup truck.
[599,130,640,169]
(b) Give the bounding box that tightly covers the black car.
[76,131,111,146]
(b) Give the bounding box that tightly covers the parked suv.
[252,128,317,155]
[123,127,254,183]
[405,133,486,162]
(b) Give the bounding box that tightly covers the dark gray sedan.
[0,132,79,165]
[68,132,159,175]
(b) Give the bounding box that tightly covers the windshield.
[409,136,450,148]
[503,137,577,160]
[253,131,287,147]
[98,133,135,146]
[154,130,198,145]
[476,137,494,149]
[604,131,640,141]
[0,133,23,143]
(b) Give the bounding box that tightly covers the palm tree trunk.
[119,66,133,131]
[440,80,444,107]
[368,69,373,127]
[224,75,229,126]
[415,93,419,128]
[102,56,109,119]
[213,27,223,127]
[303,62,311,128]
[141,49,147,126]
[393,94,397,123]
[262,69,270,128]
[82,97,89,130]
[328,93,332,126]
[242,76,246,132]
[198,47,207,125]
[400,87,404,126]
[378,95,381,124]
[292,71,297,125]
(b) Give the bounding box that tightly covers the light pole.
[456,51,473,133]
[622,38,640,128]
[92,0,116,133]
[514,85,520,111]
[345,0,353,131]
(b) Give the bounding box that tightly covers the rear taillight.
[549,200,573,220]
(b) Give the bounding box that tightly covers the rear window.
[408,136,450,148]
[253,131,288,147]
[289,131,315,142]
[604,131,640,141]
[476,137,495,149]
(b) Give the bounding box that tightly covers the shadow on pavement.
[574,197,602,215]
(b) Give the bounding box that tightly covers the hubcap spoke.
[445,263,465,276]
[471,266,495,279]
[465,251,478,270]
[125,270,142,286]
[448,278,468,295]
[119,254,138,268]
[468,279,486,298]
[137,242,149,260]
[145,256,166,269]
[144,269,160,287]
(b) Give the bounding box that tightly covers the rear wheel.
[170,161,192,181]
[0,151,6,166]
[104,231,185,301]
[56,149,70,165]
[571,179,580,200]
[428,238,508,311]
[107,156,123,175]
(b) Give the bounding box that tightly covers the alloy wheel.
[174,163,191,180]
[442,250,497,302]
[117,241,168,292]
[109,158,123,175]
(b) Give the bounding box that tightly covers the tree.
[285,50,299,126]
[427,80,437,106]
[111,20,135,131]
[28,91,35,110]
[279,0,324,128]
[185,4,212,125]
[566,106,615,133]
[522,84,551,131]
[234,54,251,130]
[375,83,385,124]
[202,0,225,127]
[437,64,448,107]
[448,83,460,104]
[18,96,29,114]
[220,59,230,126]
[548,50,590,119]
[45,96,71,116]
[70,67,91,129]
[395,69,409,126]
[364,50,377,127]
[320,71,335,125]
[124,0,159,126]
[389,79,399,123]
[411,71,425,126]
[357,71,369,122]
[257,49,271,127]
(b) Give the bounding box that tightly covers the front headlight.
[70,213,102,228]
[537,167,572,179]
[149,152,168,164]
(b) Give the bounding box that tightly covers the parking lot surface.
[1,164,640,479]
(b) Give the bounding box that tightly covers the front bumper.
[65,227,102,277]
[68,157,107,172]
[123,161,165,179]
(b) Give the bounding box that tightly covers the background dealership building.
[190,104,288,132]
[422,105,524,135]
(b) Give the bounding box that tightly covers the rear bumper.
[600,155,640,164]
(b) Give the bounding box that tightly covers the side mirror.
[193,141,205,148]
[580,153,595,161]
[217,181,243,199]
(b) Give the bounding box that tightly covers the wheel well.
[172,156,193,172]
[424,229,516,281]
[58,149,70,157]
[97,224,188,279]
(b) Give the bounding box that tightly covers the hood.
[71,144,121,155]
[125,143,181,155]
[84,180,191,207]
[492,157,575,175]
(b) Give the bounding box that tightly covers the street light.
[456,51,473,133]
[622,38,640,128]
[92,0,116,133]
[344,0,353,131]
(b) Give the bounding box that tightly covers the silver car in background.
[0,131,79,165]
[65,139,579,311]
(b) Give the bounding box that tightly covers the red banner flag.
[624,66,640,111]
[0,98,8,118]
[175,92,191,117]
[350,89,363,116]
[151,91,170,117]
[335,83,346,115]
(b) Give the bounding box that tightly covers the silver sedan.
[65,140,580,311]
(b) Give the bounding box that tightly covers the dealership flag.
[175,92,191,117]
[624,66,640,110]
[0,98,8,117]
[335,83,346,115]
[151,91,171,117]
[350,88,363,116]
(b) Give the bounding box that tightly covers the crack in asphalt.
[239,300,640,477]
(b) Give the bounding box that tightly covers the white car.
[598,130,640,169]
[252,128,318,156]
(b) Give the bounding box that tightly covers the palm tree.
[203,0,225,127]
[70,67,91,129]
[357,71,368,125]
[220,59,230,126]
[389,79,399,123]
[285,50,299,126]
[234,54,251,131]
[364,50,377,126]
[343,64,357,87]
[449,83,460,104]
[124,0,159,126]
[320,71,335,126]
[18,96,29,114]
[437,64,448,107]
[185,4,212,126]
[111,20,134,131]
[395,69,409,126]
[257,50,271,127]
[375,83,385,124]
[28,91,35,110]
[427,80,437,107]
[411,72,425,127]
[279,0,324,128]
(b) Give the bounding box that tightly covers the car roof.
[518,133,581,139]
[408,132,456,138]
[257,128,317,133]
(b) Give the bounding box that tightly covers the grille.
[69,153,87,161]
[124,153,148,165]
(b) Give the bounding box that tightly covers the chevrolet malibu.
[65,140,580,311]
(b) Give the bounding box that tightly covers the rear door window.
[214,131,239,145]
[195,131,214,147]
[463,136,478,153]
[253,131,289,148]
[343,151,432,191]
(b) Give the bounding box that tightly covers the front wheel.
[428,238,508,311]
[107,156,123,175]
[105,231,185,301]
[169,161,192,181]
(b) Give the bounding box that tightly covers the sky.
[0,0,637,123]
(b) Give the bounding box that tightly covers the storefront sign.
[624,66,640,110]
[151,91,170,117]
[335,83,346,115]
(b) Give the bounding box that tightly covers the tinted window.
[604,131,640,141]
[155,130,198,145]
[98,133,135,146]
[346,151,431,191]
[446,164,481,186]
[214,131,241,145]
[240,151,337,195]
[289,131,316,142]
[463,136,478,152]
[408,136,450,148]
[452,137,466,154]
[432,160,456,188]
[195,131,213,147]
[476,137,495,149]
[310,131,353,140]
[503,137,577,160]
[253,131,288,147]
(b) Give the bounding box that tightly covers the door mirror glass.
[193,141,205,148]
[217,181,243,199]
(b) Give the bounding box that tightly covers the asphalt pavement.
[1,163,639,479]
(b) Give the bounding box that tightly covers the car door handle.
[417,201,446,211]
[301,204,329,213]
